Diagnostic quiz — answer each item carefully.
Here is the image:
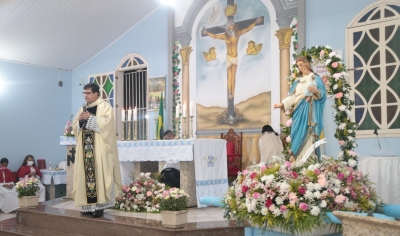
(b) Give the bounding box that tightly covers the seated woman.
[16,155,45,202]
[258,125,284,163]
[0,158,19,213]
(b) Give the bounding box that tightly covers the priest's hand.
[79,111,90,120]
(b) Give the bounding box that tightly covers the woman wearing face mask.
[16,155,45,202]
[0,158,19,213]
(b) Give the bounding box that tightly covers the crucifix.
[67,147,76,166]
[202,0,264,123]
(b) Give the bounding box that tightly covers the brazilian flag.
[156,92,164,140]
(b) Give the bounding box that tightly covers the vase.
[161,210,188,228]
[18,195,39,209]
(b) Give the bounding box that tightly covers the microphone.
[374,129,381,150]
[83,103,87,112]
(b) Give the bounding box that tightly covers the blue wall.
[306,0,399,157]
[71,6,171,138]
[0,60,72,171]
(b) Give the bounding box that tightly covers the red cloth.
[16,165,42,178]
[0,169,16,183]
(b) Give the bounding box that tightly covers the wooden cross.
[201,0,264,120]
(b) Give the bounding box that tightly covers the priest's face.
[83,89,98,104]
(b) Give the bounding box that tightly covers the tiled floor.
[51,200,227,223]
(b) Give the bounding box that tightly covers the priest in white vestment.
[72,83,122,217]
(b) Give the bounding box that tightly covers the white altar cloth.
[194,139,228,208]
[41,170,67,185]
[118,139,194,162]
[59,136,77,145]
[358,156,400,204]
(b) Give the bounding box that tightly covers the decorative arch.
[116,53,148,71]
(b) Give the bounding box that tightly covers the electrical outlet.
[79,78,84,86]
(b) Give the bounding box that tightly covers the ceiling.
[0,0,161,71]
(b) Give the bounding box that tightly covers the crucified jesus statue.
[202,17,262,101]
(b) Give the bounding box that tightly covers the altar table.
[358,156,400,204]
[41,170,67,200]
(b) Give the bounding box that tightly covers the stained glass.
[354,69,363,84]
[387,105,398,124]
[385,25,395,40]
[388,5,400,14]
[358,111,377,130]
[356,70,379,102]
[371,67,381,80]
[121,59,129,68]
[103,76,114,96]
[384,9,395,18]
[386,90,397,103]
[386,50,396,63]
[353,31,362,46]
[355,108,364,123]
[370,28,379,41]
[371,52,380,66]
[387,25,400,60]
[371,90,381,104]
[355,93,364,106]
[355,33,378,64]
[387,67,400,98]
[371,107,381,123]
[371,10,381,20]
[358,8,377,23]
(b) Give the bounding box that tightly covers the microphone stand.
[374,129,381,150]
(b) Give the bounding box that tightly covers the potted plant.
[15,177,41,209]
[156,187,189,228]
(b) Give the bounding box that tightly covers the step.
[0,218,83,236]
[10,200,245,236]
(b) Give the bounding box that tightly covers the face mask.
[27,161,34,166]
[0,166,6,170]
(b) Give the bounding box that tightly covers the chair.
[221,128,243,178]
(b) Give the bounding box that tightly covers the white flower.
[333,188,340,194]
[311,206,321,216]
[306,182,315,191]
[314,191,321,199]
[344,188,350,194]
[333,84,338,90]
[305,190,314,199]
[261,207,268,215]
[348,159,357,167]
[314,183,322,191]
[329,52,336,57]
[279,182,290,193]
[344,200,355,209]
[320,200,327,208]
[273,208,282,216]
[325,45,332,49]
[275,196,284,205]
[145,172,151,178]
[352,142,357,147]
[261,174,275,183]
[348,136,354,141]
[325,59,332,66]
[345,109,352,117]
[339,123,346,130]
[140,173,145,177]
[342,71,349,78]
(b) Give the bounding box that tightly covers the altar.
[60,136,228,207]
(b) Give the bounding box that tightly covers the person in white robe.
[259,125,284,163]
[72,83,122,217]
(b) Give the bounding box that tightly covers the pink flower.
[335,194,347,204]
[299,203,308,211]
[286,136,291,143]
[348,150,357,157]
[253,192,260,199]
[337,173,345,181]
[260,165,266,171]
[265,198,273,207]
[242,170,248,175]
[339,140,345,146]
[347,175,354,184]
[335,92,343,98]
[318,174,326,187]
[296,23,298,27]
[269,204,276,211]
[298,187,306,195]
[332,62,339,68]
[314,169,320,175]
[250,172,257,179]
[291,73,296,78]
[284,161,291,168]
[280,205,287,212]
[291,171,298,179]
[174,90,179,94]
[136,189,140,193]
[285,119,293,127]
[285,110,291,115]
[242,186,249,193]
[146,191,153,197]
[174,81,179,85]
[289,193,298,205]
[174,72,178,76]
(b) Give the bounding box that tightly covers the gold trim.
[275,28,293,50]
[179,46,193,65]
[225,4,237,16]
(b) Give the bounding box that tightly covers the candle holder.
[127,121,132,141]
[189,115,194,138]
[133,120,138,141]
[154,118,158,140]
[121,121,126,141]
[174,117,181,140]
[182,117,188,139]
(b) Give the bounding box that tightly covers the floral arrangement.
[291,16,298,59]
[63,114,74,136]
[156,187,189,211]
[15,177,41,198]
[172,41,182,134]
[114,172,166,213]
[224,157,381,235]
[283,46,358,163]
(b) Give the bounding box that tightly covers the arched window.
[347,1,400,137]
